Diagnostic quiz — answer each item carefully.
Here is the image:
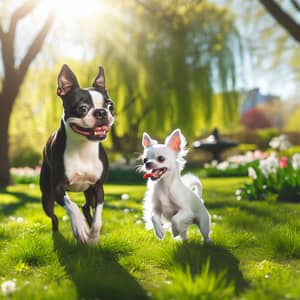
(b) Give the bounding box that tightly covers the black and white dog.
[40,64,114,244]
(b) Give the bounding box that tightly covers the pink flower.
[280,156,288,168]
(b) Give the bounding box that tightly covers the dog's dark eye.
[107,103,114,114]
[79,105,89,114]
[143,158,148,164]
[157,156,165,162]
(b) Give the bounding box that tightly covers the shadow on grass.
[207,200,275,219]
[0,188,40,216]
[173,241,249,295]
[53,232,148,300]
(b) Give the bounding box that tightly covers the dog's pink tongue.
[143,173,154,179]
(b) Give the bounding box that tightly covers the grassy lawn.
[1,178,300,299]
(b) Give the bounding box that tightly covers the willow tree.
[96,0,242,153]
[8,0,242,160]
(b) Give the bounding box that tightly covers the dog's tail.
[143,180,155,229]
[181,173,203,201]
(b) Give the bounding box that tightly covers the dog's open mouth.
[70,124,110,140]
[143,167,168,181]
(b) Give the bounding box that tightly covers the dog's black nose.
[145,162,153,169]
[94,109,107,120]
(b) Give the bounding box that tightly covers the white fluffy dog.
[140,129,211,242]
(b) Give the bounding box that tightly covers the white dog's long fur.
[141,129,211,242]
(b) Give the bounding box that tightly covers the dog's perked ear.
[93,66,106,91]
[142,132,157,148]
[57,64,80,96]
[165,129,182,153]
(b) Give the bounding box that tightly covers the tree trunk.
[0,118,11,187]
[0,89,15,187]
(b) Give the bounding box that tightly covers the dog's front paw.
[151,216,165,240]
[72,220,89,243]
[171,223,180,237]
[153,225,165,240]
[68,203,89,243]
[204,236,212,244]
[87,228,100,245]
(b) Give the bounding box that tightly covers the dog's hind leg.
[40,161,59,231]
[42,191,58,231]
[171,210,194,240]
[195,206,211,243]
[87,184,104,245]
[83,188,95,227]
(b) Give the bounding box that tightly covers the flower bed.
[237,153,300,202]
[203,150,268,177]
[10,166,40,184]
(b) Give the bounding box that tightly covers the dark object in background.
[193,128,239,162]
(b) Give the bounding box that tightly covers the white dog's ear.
[142,132,157,148]
[165,129,182,152]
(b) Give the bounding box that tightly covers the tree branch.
[132,105,153,129]
[291,0,300,11]
[18,11,54,77]
[119,93,141,113]
[9,0,39,36]
[0,24,4,41]
[259,0,300,43]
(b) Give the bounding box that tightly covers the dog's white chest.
[154,183,180,220]
[64,141,103,192]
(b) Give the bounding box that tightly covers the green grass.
[1,178,300,299]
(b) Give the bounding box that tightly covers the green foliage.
[256,128,279,147]
[237,144,257,153]
[266,225,300,259]
[11,148,41,168]
[155,261,235,300]
[107,168,144,184]
[200,163,250,177]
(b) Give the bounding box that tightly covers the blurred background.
[0,0,300,186]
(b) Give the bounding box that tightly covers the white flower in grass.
[121,193,129,201]
[212,214,223,220]
[236,196,242,201]
[248,167,257,180]
[235,189,242,196]
[269,134,291,151]
[259,154,279,178]
[216,161,229,171]
[123,208,130,213]
[1,280,17,296]
[292,153,300,170]
[16,217,23,223]
[211,160,218,167]
[62,215,69,222]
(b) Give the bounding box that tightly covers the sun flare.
[50,0,113,20]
